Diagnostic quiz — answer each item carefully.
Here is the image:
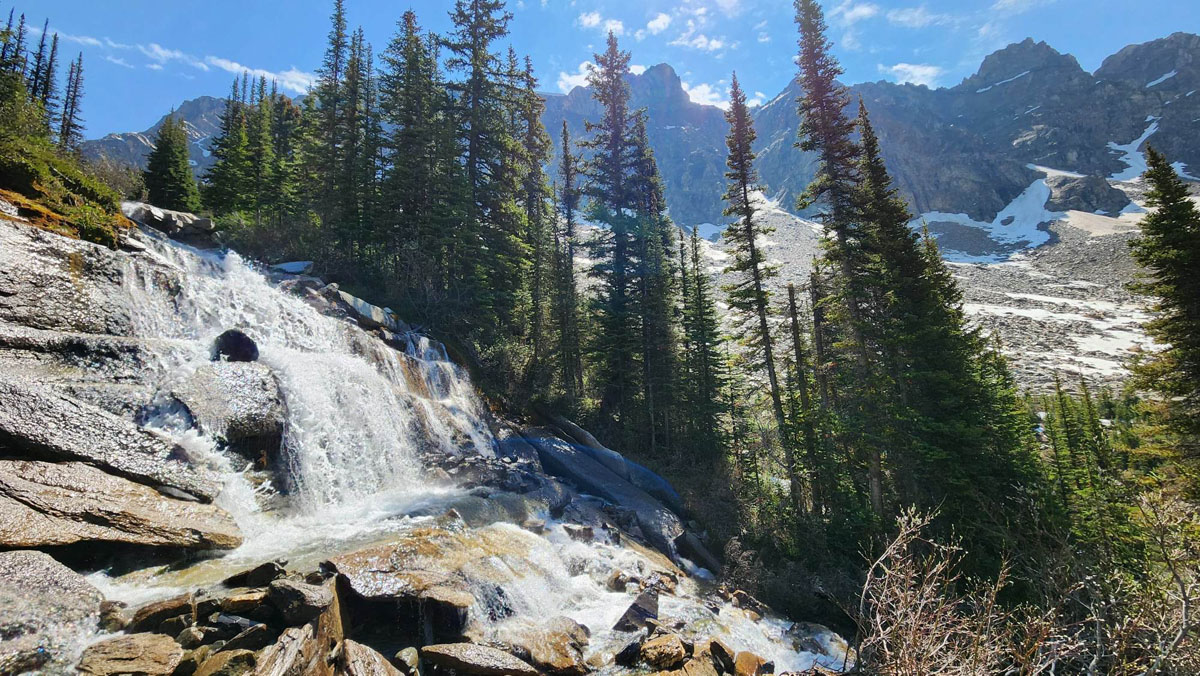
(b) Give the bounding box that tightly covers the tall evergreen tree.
[519,55,554,371]
[794,0,882,517]
[1130,147,1200,457]
[246,76,276,226]
[722,72,799,513]
[56,52,82,149]
[582,32,640,440]
[682,226,727,457]
[205,77,249,214]
[144,114,201,212]
[555,121,584,406]
[24,18,44,98]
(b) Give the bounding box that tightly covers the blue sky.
[20,0,1200,137]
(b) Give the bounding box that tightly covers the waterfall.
[120,229,492,515]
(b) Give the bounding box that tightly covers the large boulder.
[122,201,216,246]
[343,640,403,676]
[0,460,242,550]
[420,643,540,676]
[521,428,683,557]
[0,550,104,674]
[0,377,222,501]
[174,361,285,462]
[77,633,184,676]
[1045,174,1131,214]
[252,579,345,676]
[318,283,408,333]
[211,329,259,362]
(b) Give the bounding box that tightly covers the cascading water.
[87,228,849,673]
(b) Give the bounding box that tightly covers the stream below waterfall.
[75,228,848,674]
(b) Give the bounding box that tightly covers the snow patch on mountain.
[1172,161,1200,181]
[910,178,1062,262]
[976,70,1030,93]
[1108,117,1161,181]
[1146,70,1178,87]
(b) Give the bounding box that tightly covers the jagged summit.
[956,38,1086,92]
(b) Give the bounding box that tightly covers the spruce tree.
[519,55,553,371]
[205,77,249,214]
[1130,147,1200,454]
[794,0,881,518]
[582,32,640,440]
[721,72,799,513]
[24,18,43,98]
[246,76,275,227]
[555,121,583,406]
[144,114,201,213]
[56,52,82,150]
[683,226,727,457]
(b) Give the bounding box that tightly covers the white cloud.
[139,42,209,71]
[647,13,671,35]
[669,19,730,52]
[991,0,1056,14]
[146,63,164,71]
[831,1,880,25]
[682,81,729,109]
[886,6,954,28]
[714,0,742,15]
[204,57,316,94]
[878,62,945,87]
[747,91,766,107]
[104,55,134,69]
[578,11,623,36]
[630,64,647,75]
[757,32,771,43]
[557,61,595,93]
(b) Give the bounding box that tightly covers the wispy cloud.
[577,11,624,36]
[878,62,945,87]
[830,1,881,25]
[104,55,134,69]
[991,0,1057,14]
[139,42,209,71]
[886,5,955,28]
[205,57,316,94]
[669,19,732,52]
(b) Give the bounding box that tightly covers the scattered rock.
[681,657,721,676]
[129,593,195,633]
[563,524,594,542]
[641,634,688,670]
[219,589,269,615]
[420,643,540,676]
[734,650,771,676]
[221,560,286,588]
[394,647,420,676]
[1045,174,1131,214]
[0,550,104,674]
[613,589,659,631]
[344,639,403,676]
[195,648,255,676]
[218,623,277,653]
[211,329,259,363]
[0,378,223,501]
[77,633,184,676]
[615,636,644,667]
[706,639,736,674]
[0,460,241,550]
[268,578,334,625]
[511,616,591,676]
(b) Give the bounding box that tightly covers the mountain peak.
[1095,32,1200,87]
[968,38,1083,87]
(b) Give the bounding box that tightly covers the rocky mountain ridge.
[82,33,1200,261]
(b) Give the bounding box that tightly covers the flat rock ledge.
[0,459,242,550]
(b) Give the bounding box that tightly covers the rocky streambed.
[0,207,850,675]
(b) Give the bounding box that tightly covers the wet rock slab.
[0,460,242,550]
[420,643,540,676]
[0,377,222,501]
[77,633,184,675]
[0,550,104,673]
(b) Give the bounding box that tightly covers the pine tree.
[519,55,554,371]
[722,72,799,513]
[246,76,275,227]
[1130,147,1200,455]
[682,226,727,457]
[144,114,201,213]
[630,111,678,453]
[582,32,641,440]
[56,52,82,150]
[555,121,584,406]
[24,18,44,98]
[315,0,348,229]
[794,0,881,518]
[445,0,528,336]
[204,77,250,214]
